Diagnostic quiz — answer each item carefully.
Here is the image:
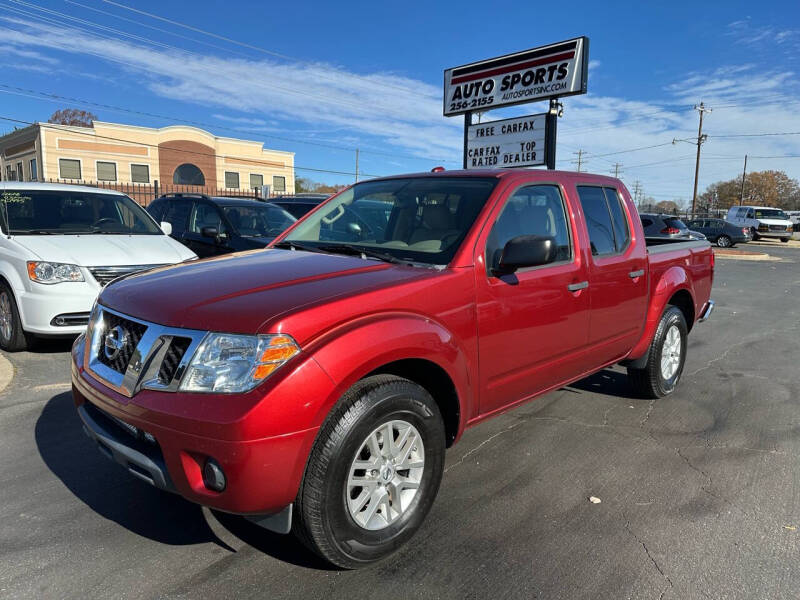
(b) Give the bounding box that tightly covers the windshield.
[754,208,789,220]
[222,204,296,238]
[285,177,499,265]
[0,189,161,235]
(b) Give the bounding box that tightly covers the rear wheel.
[0,282,34,352]
[628,305,687,399]
[751,227,760,240]
[294,375,446,568]
[716,235,731,248]
[781,237,790,243]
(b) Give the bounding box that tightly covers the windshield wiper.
[316,244,408,265]
[9,229,55,235]
[272,240,329,254]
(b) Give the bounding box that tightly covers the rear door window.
[602,187,630,252]
[576,186,616,256]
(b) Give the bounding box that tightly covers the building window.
[225,171,240,189]
[173,163,205,186]
[97,161,117,182]
[29,158,37,181]
[16,162,24,182]
[59,158,81,180]
[5,165,12,181]
[250,173,263,189]
[131,164,150,183]
[273,175,286,192]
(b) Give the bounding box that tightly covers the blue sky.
[1,0,799,204]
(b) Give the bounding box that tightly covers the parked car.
[639,213,698,241]
[268,193,330,219]
[685,218,751,247]
[785,210,800,233]
[146,193,296,258]
[727,205,793,242]
[0,182,196,351]
[72,169,713,568]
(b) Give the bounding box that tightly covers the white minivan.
[0,182,196,351]
[726,205,794,242]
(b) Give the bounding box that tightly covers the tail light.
[661,227,681,235]
[742,228,749,234]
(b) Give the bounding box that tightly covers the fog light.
[202,458,226,492]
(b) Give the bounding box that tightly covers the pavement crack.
[676,448,720,500]
[444,423,522,473]
[640,399,656,427]
[623,517,674,599]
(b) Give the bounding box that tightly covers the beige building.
[0,120,295,195]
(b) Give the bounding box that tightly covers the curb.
[0,353,14,395]
[714,252,780,262]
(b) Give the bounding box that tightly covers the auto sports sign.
[443,37,589,116]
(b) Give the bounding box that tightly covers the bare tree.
[47,109,97,127]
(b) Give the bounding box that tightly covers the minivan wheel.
[627,305,688,399]
[716,235,731,248]
[0,282,33,352]
[294,375,446,569]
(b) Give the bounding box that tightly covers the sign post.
[444,37,588,170]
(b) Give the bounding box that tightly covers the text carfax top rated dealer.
[443,37,589,116]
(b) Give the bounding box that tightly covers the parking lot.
[1,243,798,600]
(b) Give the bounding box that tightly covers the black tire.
[781,237,790,243]
[627,305,688,399]
[716,235,731,248]
[0,282,34,352]
[294,374,446,569]
[751,228,760,240]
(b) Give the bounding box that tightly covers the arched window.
[173,163,205,186]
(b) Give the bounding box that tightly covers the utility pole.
[572,149,585,172]
[611,162,623,178]
[691,102,711,216]
[739,154,748,206]
[632,180,642,207]
[355,148,359,183]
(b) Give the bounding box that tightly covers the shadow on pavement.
[35,391,328,568]
[568,368,642,399]
[30,337,78,354]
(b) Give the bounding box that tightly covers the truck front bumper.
[71,336,325,526]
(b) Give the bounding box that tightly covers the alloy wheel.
[660,325,682,380]
[0,292,13,342]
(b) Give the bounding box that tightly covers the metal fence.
[45,178,281,207]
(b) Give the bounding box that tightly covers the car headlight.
[27,261,84,284]
[180,333,300,393]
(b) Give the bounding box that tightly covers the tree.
[295,177,313,193]
[654,200,679,214]
[47,109,97,127]
[699,170,800,211]
[295,178,347,194]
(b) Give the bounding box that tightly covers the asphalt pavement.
[1,244,799,600]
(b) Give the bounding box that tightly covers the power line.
[709,131,800,139]
[583,141,674,159]
[0,84,459,164]
[98,0,420,96]
[0,115,385,178]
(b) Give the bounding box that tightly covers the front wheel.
[781,237,790,243]
[294,375,446,568]
[0,282,34,352]
[627,305,688,399]
[716,235,731,248]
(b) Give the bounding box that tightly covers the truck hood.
[13,234,195,266]
[99,249,436,334]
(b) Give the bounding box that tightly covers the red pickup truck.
[71,169,713,568]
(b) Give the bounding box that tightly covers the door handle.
[628,269,645,279]
[567,281,589,292]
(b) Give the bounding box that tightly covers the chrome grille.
[85,306,206,397]
[769,224,788,232]
[88,264,165,287]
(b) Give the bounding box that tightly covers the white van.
[726,205,793,242]
[0,183,196,351]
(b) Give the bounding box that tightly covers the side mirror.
[347,222,362,237]
[495,235,556,274]
[201,226,219,239]
[160,221,173,236]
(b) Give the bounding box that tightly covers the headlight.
[27,261,84,284]
[180,333,300,393]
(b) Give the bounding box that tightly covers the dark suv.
[146,193,296,258]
